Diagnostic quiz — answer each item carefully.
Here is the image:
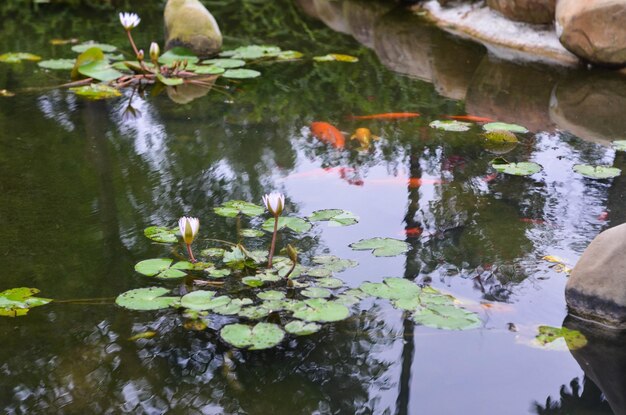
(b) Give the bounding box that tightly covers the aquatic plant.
[262,192,285,268]
[178,216,200,262]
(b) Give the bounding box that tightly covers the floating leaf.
[70,84,122,100]
[349,237,409,257]
[144,226,178,243]
[220,45,281,60]
[491,159,542,176]
[262,217,312,233]
[257,270,282,282]
[241,229,264,238]
[0,52,41,63]
[307,267,333,278]
[292,299,350,322]
[220,322,285,350]
[156,74,184,86]
[180,290,217,310]
[359,277,420,301]
[301,287,332,299]
[412,304,481,330]
[71,42,117,53]
[38,58,75,70]
[115,287,178,311]
[308,209,359,227]
[273,256,307,279]
[238,306,271,319]
[573,164,621,179]
[50,38,78,46]
[203,58,245,68]
[535,326,587,351]
[78,57,123,82]
[222,69,261,79]
[0,288,52,317]
[134,258,193,279]
[285,320,321,336]
[483,122,528,133]
[312,255,358,272]
[201,248,226,258]
[483,130,518,143]
[158,47,199,64]
[257,290,285,301]
[192,65,224,75]
[612,140,626,152]
[206,268,231,278]
[242,276,264,287]
[277,50,304,60]
[215,200,265,217]
[313,54,358,63]
[316,278,343,289]
[429,120,471,132]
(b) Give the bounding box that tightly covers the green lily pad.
[241,229,265,238]
[0,52,42,63]
[222,69,261,79]
[257,290,285,301]
[334,291,363,307]
[70,84,122,100]
[359,277,420,300]
[429,120,471,132]
[180,290,217,310]
[573,164,621,179]
[134,258,193,279]
[483,130,518,143]
[272,257,307,279]
[192,65,225,75]
[213,298,253,315]
[156,74,184,86]
[277,50,304,60]
[349,237,409,257]
[38,58,75,70]
[215,200,265,217]
[301,287,332,299]
[144,226,178,243]
[223,246,249,269]
[78,58,124,82]
[612,140,626,151]
[316,278,343,289]
[292,299,350,322]
[491,160,542,176]
[312,255,358,272]
[242,276,264,287]
[203,58,245,68]
[257,270,282,282]
[0,287,52,317]
[201,248,226,258]
[262,217,312,233]
[307,267,333,278]
[284,320,321,336]
[313,54,358,63]
[483,122,528,133]
[220,45,281,60]
[71,42,117,53]
[535,325,588,351]
[158,47,199,65]
[220,322,285,350]
[308,209,359,227]
[412,304,481,330]
[115,287,178,311]
[238,306,271,320]
[206,268,231,278]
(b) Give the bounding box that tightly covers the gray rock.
[487,0,556,24]
[556,0,626,66]
[566,223,626,328]
[164,0,222,58]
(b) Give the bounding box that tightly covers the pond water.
[0,0,624,414]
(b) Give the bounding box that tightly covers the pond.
[0,0,623,413]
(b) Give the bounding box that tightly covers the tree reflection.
[532,376,612,414]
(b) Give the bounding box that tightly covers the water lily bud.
[149,42,160,62]
[137,49,144,61]
[286,244,298,263]
[119,12,141,30]
[178,216,200,245]
[262,192,285,217]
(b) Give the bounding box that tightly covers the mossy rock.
[164,0,223,58]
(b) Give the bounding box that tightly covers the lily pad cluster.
[0,287,51,317]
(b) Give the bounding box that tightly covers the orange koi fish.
[445,115,494,123]
[481,173,498,183]
[286,167,355,180]
[350,127,380,149]
[347,112,420,120]
[310,122,345,149]
[368,177,446,187]
[598,211,608,221]
[404,227,423,237]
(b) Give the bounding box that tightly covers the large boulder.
[566,223,626,328]
[164,0,222,58]
[556,0,626,66]
[487,0,556,24]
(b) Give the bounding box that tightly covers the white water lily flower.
[119,12,141,30]
[262,192,285,216]
[178,216,200,245]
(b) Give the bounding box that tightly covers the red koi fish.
[445,115,494,123]
[598,211,608,221]
[347,112,420,120]
[310,122,345,149]
[404,227,423,237]
[481,173,498,183]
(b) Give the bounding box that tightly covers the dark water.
[0,0,624,413]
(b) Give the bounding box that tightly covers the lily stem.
[186,243,197,263]
[267,215,279,268]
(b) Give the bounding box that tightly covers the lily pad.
[240,229,264,238]
[78,58,124,82]
[71,42,117,53]
[277,50,304,60]
[491,160,542,176]
[158,47,199,65]
[115,287,178,311]
[144,226,178,243]
[359,277,420,300]
[284,321,321,336]
[573,164,621,179]
[316,278,343,289]
[192,65,225,75]
[301,287,332,299]
[429,120,471,132]
[201,248,226,258]
[612,140,626,151]
[70,84,121,100]
[257,290,285,301]
[220,322,285,350]
[307,267,333,278]
[483,130,518,143]
[412,304,482,330]
[535,326,587,351]
[483,122,528,133]
[349,237,409,257]
[0,52,41,63]
[262,217,312,233]
[242,276,264,287]
[180,290,217,310]
[308,209,359,227]
[312,255,358,272]
[222,69,261,79]
[203,58,245,68]
[292,299,350,322]
[0,287,52,317]
[238,306,271,319]
[134,258,193,279]
[257,269,282,282]
[220,45,281,60]
[206,268,231,278]
[215,200,265,217]
[38,58,75,70]
[156,74,184,86]
[313,54,358,63]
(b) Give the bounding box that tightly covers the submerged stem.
[267,215,279,268]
